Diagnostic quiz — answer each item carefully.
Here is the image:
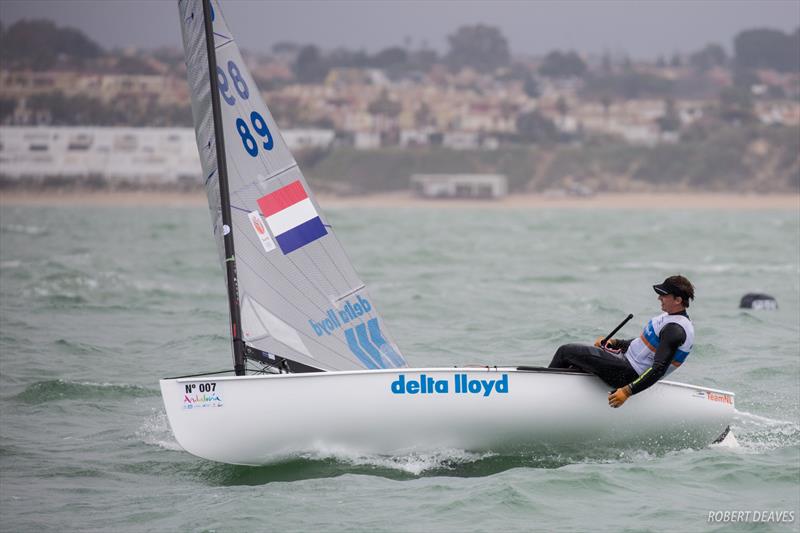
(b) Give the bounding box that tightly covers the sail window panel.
[240,295,270,342]
[247,296,312,357]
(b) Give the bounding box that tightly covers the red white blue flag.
[257,181,327,254]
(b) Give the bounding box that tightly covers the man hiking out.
[548,275,695,408]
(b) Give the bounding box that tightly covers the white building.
[410,173,508,199]
[354,131,381,150]
[280,128,335,150]
[442,131,479,150]
[0,126,200,185]
[0,126,336,184]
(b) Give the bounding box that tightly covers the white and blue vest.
[624,313,694,376]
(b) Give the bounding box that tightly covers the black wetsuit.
[548,311,689,394]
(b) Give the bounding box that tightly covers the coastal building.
[410,173,508,199]
[0,126,334,185]
[280,129,335,150]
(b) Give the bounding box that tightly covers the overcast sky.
[1,0,798,59]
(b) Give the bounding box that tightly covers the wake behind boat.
[159,0,734,465]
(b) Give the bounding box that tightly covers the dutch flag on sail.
[257,181,327,254]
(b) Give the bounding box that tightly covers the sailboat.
[160,0,734,466]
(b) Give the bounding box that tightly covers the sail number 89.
[236,112,274,157]
[217,60,274,157]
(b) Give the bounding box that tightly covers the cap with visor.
[653,278,687,299]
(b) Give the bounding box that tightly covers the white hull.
[160,367,735,466]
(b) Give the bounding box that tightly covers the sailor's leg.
[549,344,638,387]
[549,343,592,369]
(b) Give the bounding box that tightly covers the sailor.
[548,275,695,408]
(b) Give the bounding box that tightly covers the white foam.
[137,409,184,452]
[299,445,495,475]
[0,224,47,235]
[725,409,800,453]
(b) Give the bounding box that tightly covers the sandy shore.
[1,189,798,210]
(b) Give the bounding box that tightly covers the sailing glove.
[608,386,632,408]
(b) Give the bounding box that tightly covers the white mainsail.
[178,0,406,371]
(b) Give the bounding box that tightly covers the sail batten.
[179,0,407,372]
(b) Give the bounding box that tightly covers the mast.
[201,0,246,376]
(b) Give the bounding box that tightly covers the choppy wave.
[137,409,184,452]
[14,379,158,404]
[591,261,800,274]
[0,223,48,236]
[730,409,800,453]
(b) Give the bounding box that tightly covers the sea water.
[1,204,798,532]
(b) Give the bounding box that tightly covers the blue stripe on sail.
[356,323,386,368]
[275,216,328,254]
[367,318,404,367]
[344,328,378,369]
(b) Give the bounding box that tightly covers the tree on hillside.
[0,19,103,70]
[718,87,755,123]
[414,102,434,128]
[689,43,727,71]
[583,71,673,100]
[445,24,510,73]
[734,28,799,72]
[0,97,15,123]
[516,110,557,144]
[371,47,407,69]
[656,98,681,132]
[293,45,329,83]
[368,90,402,118]
[556,96,569,119]
[539,50,587,79]
[523,75,541,98]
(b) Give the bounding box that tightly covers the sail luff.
[201,0,245,376]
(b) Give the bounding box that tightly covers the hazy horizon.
[0,0,798,59]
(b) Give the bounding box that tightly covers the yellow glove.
[608,386,632,408]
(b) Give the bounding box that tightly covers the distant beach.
[1,189,798,210]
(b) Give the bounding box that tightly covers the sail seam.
[335,285,367,303]
[259,163,299,184]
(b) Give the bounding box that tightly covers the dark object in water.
[740,293,778,310]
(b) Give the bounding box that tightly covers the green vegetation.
[25,91,192,127]
[734,28,799,72]
[301,125,799,194]
[539,51,587,79]
[445,25,511,73]
[0,19,103,70]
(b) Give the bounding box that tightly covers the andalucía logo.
[183,392,223,410]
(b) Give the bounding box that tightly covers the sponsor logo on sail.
[308,296,404,369]
[247,211,277,253]
[256,181,327,254]
[309,295,373,336]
